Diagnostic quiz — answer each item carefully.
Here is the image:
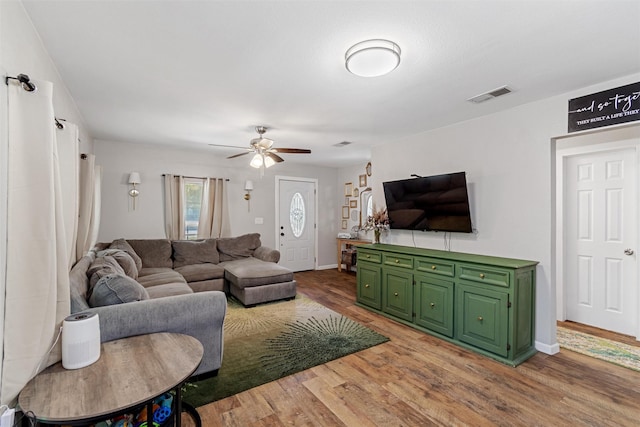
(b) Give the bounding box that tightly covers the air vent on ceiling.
[334,141,352,147]
[467,86,513,104]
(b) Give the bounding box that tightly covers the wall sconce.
[128,172,141,210]
[244,180,254,212]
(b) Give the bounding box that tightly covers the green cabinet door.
[414,274,454,337]
[456,283,509,357]
[382,268,413,321]
[357,263,382,309]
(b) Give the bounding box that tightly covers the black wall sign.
[568,82,640,133]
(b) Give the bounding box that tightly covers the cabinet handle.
[366,255,371,258]
[430,302,435,308]
[365,284,370,288]
[395,259,400,263]
[478,316,483,322]
[479,273,485,279]
[431,265,436,270]
[394,292,399,296]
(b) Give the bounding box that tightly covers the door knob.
[624,248,634,256]
[280,232,285,236]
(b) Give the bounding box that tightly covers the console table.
[18,332,203,426]
[336,238,371,272]
[356,244,538,366]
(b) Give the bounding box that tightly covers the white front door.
[277,178,316,272]
[564,147,638,336]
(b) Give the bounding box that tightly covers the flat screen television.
[382,172,473,233]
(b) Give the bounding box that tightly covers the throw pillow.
[88,274,149,307]
[217,233,261,262]
[96,249,138,279]
[110,238,143,271]
[172,239,219,268]
[87,255,125,281]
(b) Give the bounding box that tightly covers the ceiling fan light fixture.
[264,155,276,168]
[345,39,401,77]
[250,153,263,168]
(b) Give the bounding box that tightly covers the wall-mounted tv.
[382,172,473,233]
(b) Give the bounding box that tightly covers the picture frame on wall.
[349,200,357,208]
[353,188,359,198]
[344,197,350,205]
[341,220,348,229]
[359,174,367,187]
[342,206,349,219]
[344,182,353,197]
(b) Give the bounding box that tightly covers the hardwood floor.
[193,269,640,426]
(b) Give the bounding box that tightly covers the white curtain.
[164,174,185,240]
[75,154,101,260]
[56,122,79,268]
[198,178,230,238]
[1,80,70,404]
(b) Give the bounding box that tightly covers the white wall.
[371,72,640,352]
[94,140,339,267]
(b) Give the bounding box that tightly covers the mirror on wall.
[359,188,372,228]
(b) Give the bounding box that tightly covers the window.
[183,178,203,240]
[290,192,305,238]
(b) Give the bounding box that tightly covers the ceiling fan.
[209,126,311,169]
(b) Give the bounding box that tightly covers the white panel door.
[565,148,637,336]
[278,179,316,272]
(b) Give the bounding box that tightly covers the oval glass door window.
[290,192,306,238]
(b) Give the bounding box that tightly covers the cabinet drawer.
[458,264,511,288]
[415,257,455,277]
[382,253,413,269]
[359,250,382,264]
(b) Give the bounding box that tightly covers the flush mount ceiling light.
[345,39,401,77]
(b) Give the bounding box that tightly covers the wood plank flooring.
[193,269,640,426]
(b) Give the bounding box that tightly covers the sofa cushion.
[174,263,225,283]
[110,238,143,271]
[88,274,149,307]
[222,258,294,289]
[217,233,261,262]
[145,283,194,299]
[137,270,187,288]
[97,249,138,279]
[127,239,173,268]
[172,239,219,267]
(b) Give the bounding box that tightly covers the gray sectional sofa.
[69,233,296,376]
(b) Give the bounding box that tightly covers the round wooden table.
[19,332,203,426]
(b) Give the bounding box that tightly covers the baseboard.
[535,340,560,355]
[317,264,338,270]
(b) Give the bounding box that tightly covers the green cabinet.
[357,263,382,310]
[382,267,413,321]
[356,244,537,366]
[414,274,454,337]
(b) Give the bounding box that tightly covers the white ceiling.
[21,0,640,168]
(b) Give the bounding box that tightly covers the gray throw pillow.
[88,274,149,307]
[110,238,143,271]
[172,239,219,267]
[87,255,125,287]
[217,233,261,262]
[97,249,139,279]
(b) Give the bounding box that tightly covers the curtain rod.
[162,174,229,181]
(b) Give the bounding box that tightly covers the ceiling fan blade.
[227,151,251,159]
[271,148,312,154]
[266,152,285,163]
[209,143,249,149]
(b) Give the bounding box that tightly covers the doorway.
[275,176,317,272]
[556,125,640,340]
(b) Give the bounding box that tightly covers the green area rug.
[556,326,640,372]
[183,294,389,407]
